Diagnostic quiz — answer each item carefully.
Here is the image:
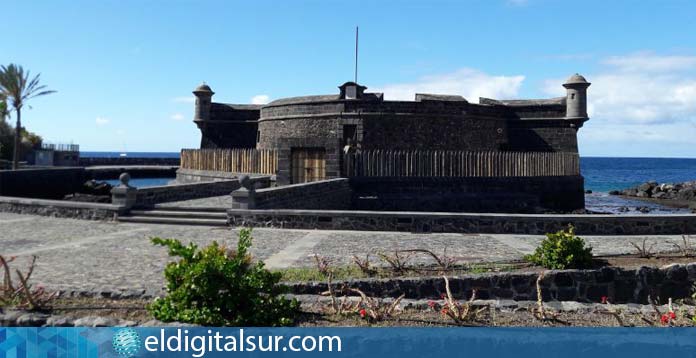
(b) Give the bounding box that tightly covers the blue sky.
[2,0,696,157]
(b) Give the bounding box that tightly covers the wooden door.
[291,148,326,183]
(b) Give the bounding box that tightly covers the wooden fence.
[344,150,580,177]
[180,148,278,175]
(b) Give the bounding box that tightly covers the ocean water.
[81,151,180,158]
[104,178,174,188]
[581,157,696,193]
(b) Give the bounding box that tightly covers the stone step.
[117,215,228,227]
[150,205,227,213]
[129,210,227,219]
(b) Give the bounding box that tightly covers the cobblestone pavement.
[0,212,690,296]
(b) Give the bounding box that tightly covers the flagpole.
[354,26,359,83]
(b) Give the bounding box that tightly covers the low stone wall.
[79,157,179,166]
[135,176,271,206]
[228,209,696,235]
[350,176,585,213]
[0,168,87,199]
[176,168,276,184]
[237,178,351,210]
[287,263,696,304]
[0,196,123,220]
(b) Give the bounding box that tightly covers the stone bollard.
[230,175,256,209]
[111,172,137,210]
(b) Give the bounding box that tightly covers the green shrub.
[148,228,299,326]
[524,226,593,269]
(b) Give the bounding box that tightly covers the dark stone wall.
[506,121,579,152]
[0,196,122,220]
[287,264,696,304]
[198,103,260,149]
[135,180,240,207]
[257,117,339,150]
[0,168,87,199]
[134,176,270,207]
[198,121,258,149]
[228,209,696,235]
[246,178,352,210]
[256,99,575,153]
[350,176,585,213]
[360,115,506,150]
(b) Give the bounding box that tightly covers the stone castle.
[189,74,590,212]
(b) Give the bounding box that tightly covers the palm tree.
[0,93,9,121]
[0,64,55,169]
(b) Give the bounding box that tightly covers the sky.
[2,0,696,157]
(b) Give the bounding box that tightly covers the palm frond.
[0,64,55,110]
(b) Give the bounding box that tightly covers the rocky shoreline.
[609,180,696,212]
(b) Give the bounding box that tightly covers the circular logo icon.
[112,328,142,357]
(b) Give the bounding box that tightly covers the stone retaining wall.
[234,178,352,210]
[0,168,87,199]
[0,196,123,220]
[287,263,696,304]
[351,176,585,213]
[135,176,271,206]
[176,168,276,184]
[228,209,696,235]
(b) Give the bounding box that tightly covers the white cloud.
[538,52,696,156]
[542,53,696,126]
[172,96,196,103]
[170,113,185,121]
[602,52,696,73]
[95,117,110,126]
[373,68,525,103]
[251,95,270,105]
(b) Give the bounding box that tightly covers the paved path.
[156,195,232,208]
[0,212,689,296]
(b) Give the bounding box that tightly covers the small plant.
[672,236,694,257]
[401,248,458,271]
[524,226,593,269]
[530,271,552,321]
[351,288,404,323]
[438,276,486,325]
[313,254,343,315]
[0,255,56,311]
[598,295,625,326]
[378,250,414,273]
[352,254,377,276]
[631,239,656,258]
[148,228,299,326]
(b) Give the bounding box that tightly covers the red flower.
[359,309,367,318]
[661,314,670,325]
[670,311,676,319]
[428,300,436,308]
[600,296,608,304]
[441,307,449,315]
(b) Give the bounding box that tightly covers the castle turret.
[193,82,214,122]
[563,74,590,119]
